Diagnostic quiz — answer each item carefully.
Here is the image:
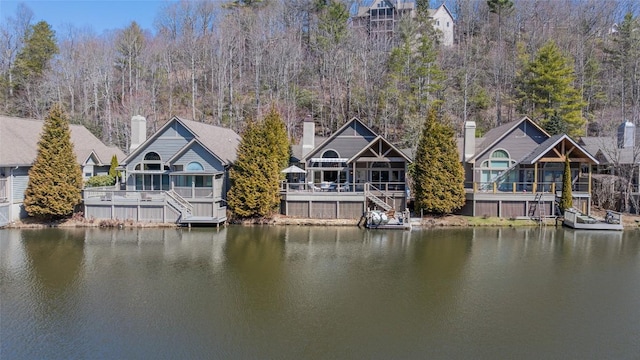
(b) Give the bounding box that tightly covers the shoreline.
[4,211,640,229]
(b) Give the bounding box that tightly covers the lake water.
[1,226,639,359]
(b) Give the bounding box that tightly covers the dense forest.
[1,0,639,151]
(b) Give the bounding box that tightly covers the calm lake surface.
[1,226,639,359]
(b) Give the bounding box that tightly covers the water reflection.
[0,226,639,359]
[21,228,85,292]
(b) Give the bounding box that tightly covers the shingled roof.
[175,117,241,165]
[0,116,125,167]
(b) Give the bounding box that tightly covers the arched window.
[142,152,162,171]
[186,162,204,171]
[144,152,161,161]
[480,149,516,183]
[322,150,339,159]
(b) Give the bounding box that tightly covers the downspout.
[9,166,18,222]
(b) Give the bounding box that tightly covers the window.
[186,162,204,171]
[447,22,450,27]
[142,152,162,171]
[480,149,516,183]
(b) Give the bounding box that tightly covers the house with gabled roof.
[83,116,240,226]
[0,115,125,225]
[579,121,640,211]
[282,118,412,219]
[459,117,599,218]
[350,1,454,46]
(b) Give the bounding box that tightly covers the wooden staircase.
[364,183,393,211]
[165,190,194,220]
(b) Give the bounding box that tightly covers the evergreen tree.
[412,108,466,214]
[316,0,349,49]
[109,154,120,182]
[559,157,573,212]
[24,103,83,220]
[227,108,290,218]
[11,20,57,89]
[517,41,586,137]
[385,18,445,148]
[262,106,290,172]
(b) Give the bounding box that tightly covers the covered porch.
[463,135,599,218]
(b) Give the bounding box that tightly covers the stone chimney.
[302,119,315,158]
[617,120,635,149]
[463,121,476,161]
[130,115,147,153]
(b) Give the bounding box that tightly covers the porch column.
[587,164,593,195]
[534,163,538,193]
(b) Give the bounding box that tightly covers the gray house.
[458,117,599,218]
[0,115,125,225]
[83,116,240,225]
[282,117,412,219]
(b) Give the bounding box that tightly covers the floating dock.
[563,208,623,231]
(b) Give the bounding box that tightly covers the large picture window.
[480,149,516,183]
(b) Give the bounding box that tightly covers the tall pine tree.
[517,41,586,137]
[24,103,83,220]
[412,108,466,214]
[227,107,290,218]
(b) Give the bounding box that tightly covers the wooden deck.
[563,208,623,231]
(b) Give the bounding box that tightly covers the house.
[427,4,455,46]
[281,118,412,219]
[459,117,599,218]
[350,1,454,46]
[0,115,125,224]
[351,0,416,40]
[83,116,240,225]
[579,121,640,211]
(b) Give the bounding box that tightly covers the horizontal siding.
[12,171,29,202]
[476,122,547,164]
[172,143,224,172]
[126,138,189,170]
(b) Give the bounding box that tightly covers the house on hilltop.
[351,1,454,46]
[83,116,240,226]
[0,116,125,224]
[427,4,455,46]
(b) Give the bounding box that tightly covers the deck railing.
[0,178,7,203]
[173,186,214,199]
[466,181,592,194]
[280,181,406,194]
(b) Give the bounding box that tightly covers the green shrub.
[85,175,115,187]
